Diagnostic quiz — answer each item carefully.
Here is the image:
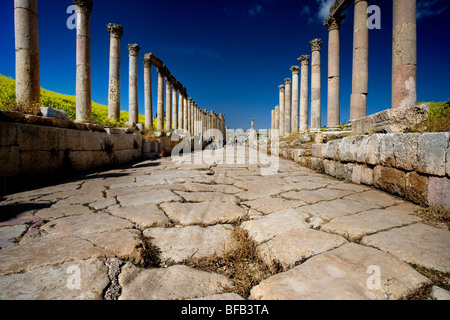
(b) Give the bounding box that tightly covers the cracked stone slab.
[40,212,133,238]
[0,225,28,249]
[361,223,450,273]
[300,198,380,221]
[190,293,245,300]
[280,188,355,204]
[0,258,109,300]
[181,183,244,194]
[143,224,234,263]
[0,236,105,275]
[241,209,309,244]
[258,229,347,269]
[344,190,404,208]
[160,202,248,226]
[175,191,239,203]
[34,203,93,220]
[107,204,171,229]
[250,243,430,300]
[321,209,422,241]
[243,197,306,215]
[119,264,232,300]
[106,184,185,198]
[117,189,182,207]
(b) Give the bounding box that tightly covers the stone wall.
[275,132,450,210]
[0,121,142,179]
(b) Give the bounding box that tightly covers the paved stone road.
[0,147,449,300]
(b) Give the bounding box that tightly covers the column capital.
[143,58,152,69]
[73,0,93,13]
[298,55,310,65]
[285,78,291,85]
[278,85,285,92]
[128,44,140,56]
[310,38,322,52]
[107,23,123,38]
[324,16,344,31]
[290,65,300,74]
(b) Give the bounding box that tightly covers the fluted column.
[392,0,417,109]
[166,80,172,131]
[15,0,40,110]
[310,38,322,132]
[107,23,123,121]
[172,87,178,130]
[128,44,140,125]
[156,68,165,131]
[324,16,343,130]
[284,78,291,134]
[73,0,94,122]
[143,58,153,129]
[298,55,310,132]
[278,85,285,136]
[350,0,369,121]
[290,66,300,133]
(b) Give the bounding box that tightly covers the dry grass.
[181,227,282,298]
[415,206,450,230]
[404,265,450,300]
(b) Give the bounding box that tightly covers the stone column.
[166,80,172,131]
[290,66,300,133]
[284,79,291,134]
[324,17,343,130]
[350,0,369,121]
[310,38,322,132]
[251,118,254,130]
[183,97,188,131]
[187,98,192,134]
[392,0,417,109]
[172,87,178,130]
[275,105,280,130]
[73,0,94,123]
[15,0,40,109]
[278,85,285,136]
[298,55,310,132]
[156,68,165,131]
[107,23,123,121]
[143,58,153,129]
[271,110,275,131]
[128,44,140,125]
[178,91,184,129]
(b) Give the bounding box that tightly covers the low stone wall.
[0,121,142,179]
[276,132,450,210]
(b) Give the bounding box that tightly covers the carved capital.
[290,65,300,74]
[278,85,285,92]
[298,55,310,65]
[107,23,123,38]
[143,58,152,69]
[128,44,140,56]
[324,16,344,31]
[310,38,322,51]
[73,0,93,13]
[285,78,291,86]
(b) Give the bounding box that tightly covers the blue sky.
[0,0,449,130]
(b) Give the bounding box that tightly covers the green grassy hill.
[0,74,151,128]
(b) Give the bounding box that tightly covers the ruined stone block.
[352,164,374,186]
[339,135,365,162]
[379,133,396,167]
[0,122,17,147]
[0,146,20,177]
[324,139,340,161]
[393,133,419,171]
[405,171,428,206]
[418,133,449,176]
[428,176,450,210]
[16,124,58,151]
[323,159,336,177]
[373,165,406,197]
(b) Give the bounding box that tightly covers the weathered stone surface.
[324,139,340,160]
[119,264,232,300]
[405,172,428,206]
[258,229,347,269]
[373,166,406,197]
[0,225,27,249]
[40,107,70,121]
[182,182,243,194]
[428,177,450,210]
[393,133,419,171]
[241,209,309,244]
[418,133,449,176]
[243,197,306,215]
[281,188,354,204]
[41,213,133,238]
[379,134,396,167]
[321,209,421,241]
[89,198,117,211]
[117,189,182,207]
[301,198,379,221]
[344,190,403,208]
[190,293,245,300]
[160,202,248,226]
[352,164,374,186]
[431,286,450,301]
[339,136,366,162]
[108,204,171,228]
[0,236,105,275]
[34,203,92,220]
[361,223,450,273]
[144,225,234,263]
[0,258,109,300]
[175,191,238,203]
[250,243,429,300]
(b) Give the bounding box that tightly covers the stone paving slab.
[190,293,245,300]
[144,224,234,263]
[0,224,27,249]
[300,198,380,221]
[280,188,355,204]
[119,264,232,300]
[160,202,248,226]
[321,209,422,240]
[361,223,450,273]
[0,258,109,300]
[344,190,404,207]
[175,191,239,203]
[243,197,306,215]
[107,204,172,229]
[250,243,430,300]
[117,189,182,207]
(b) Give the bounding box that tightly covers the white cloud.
[417,0,448,19]
[316,0,335,22]
[300,5,311,16]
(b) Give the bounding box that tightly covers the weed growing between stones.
[404,265,450,300]
[137,235,162,268]
[415,206,450,230]
[181,227,282,298]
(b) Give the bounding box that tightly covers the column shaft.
[157,69,165,131]
[298,55,310,132]
[291,67,300,133]
[172,88,178,130]
[284,79,291,134]
[128,44,140,124]
[278,85,285,136]
[143,59,153,129]
[310,39,322,131]
[107,24,123,121]
[166,81,172,131]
